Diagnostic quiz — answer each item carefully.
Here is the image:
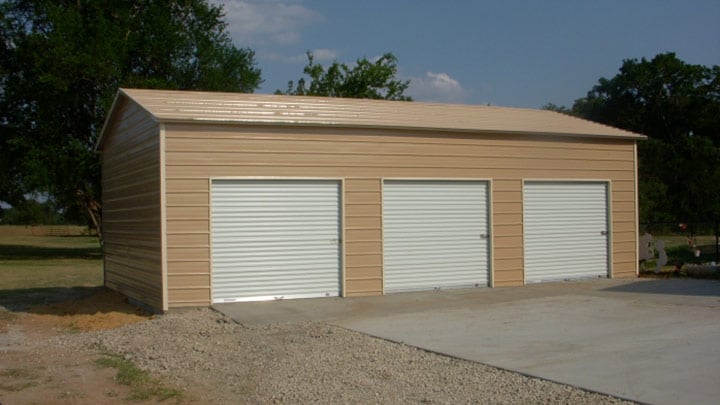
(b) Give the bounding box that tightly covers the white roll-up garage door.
[211,180,341,302]
[383,180,490,292]
[523,181,609,283]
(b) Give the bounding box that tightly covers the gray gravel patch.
[57,308,635,404]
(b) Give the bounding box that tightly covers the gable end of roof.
[96,88,646,150]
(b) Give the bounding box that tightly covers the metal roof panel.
[96,88,645,150]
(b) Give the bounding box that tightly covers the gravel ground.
[59,307,634,404]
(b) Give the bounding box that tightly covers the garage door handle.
[480,234,489,240]
[600,231,608,236]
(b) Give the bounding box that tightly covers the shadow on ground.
[0,286,104,312]
[602,279,720,297]
[0,244,101,260]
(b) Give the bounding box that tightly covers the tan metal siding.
[344,178,383,296]
[163,124,638,307]
[101,100,163,310]
[493,180,525,286]
[612,178,639,277]
[165,177,211,306]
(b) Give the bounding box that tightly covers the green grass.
[0,368,40,392]
[0,259,102,289]
[654,234,718,250]
[96,356,182,401]
[655,234,718,263]
[0,233,101,260]
[0,227,103,309]
[642,234,720,276]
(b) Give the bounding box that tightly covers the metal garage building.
[96,88,645,312]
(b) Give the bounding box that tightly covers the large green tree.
[0,0,261,229]
[569,53,720,226]
[279,52,411,100]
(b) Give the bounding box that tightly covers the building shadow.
[0,244,101,260]
[0,286,104,312]
[601,279,720,297]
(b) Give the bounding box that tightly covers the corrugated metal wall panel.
[101,99,164,311]
[383,180,489,292]
[523,182,609,282]
[162,122,638,307]
[211,180,341,302]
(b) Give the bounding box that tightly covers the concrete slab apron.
[337,293,720,405]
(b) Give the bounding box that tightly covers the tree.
[573,53,720,144]
[1,199,63,225]
[0,0,261,232]
[279,52,411,100]
[569,53,720,225]
[541,103,572,115]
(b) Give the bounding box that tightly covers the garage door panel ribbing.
[525,239,609,249]
[214,245,337,255]
[211,180,341,302]
[386,255,490,267]
[384,246,491,256]
[526,221,607,228]
[212,231,338,240]
[523,182,609,283]
[383,181,490,292]
[213,258,339,268]
[213,271,339,284]
[525,268,605,280]
[525,253,609,263]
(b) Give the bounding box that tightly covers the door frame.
[521,179,613,284]
[381,178,494,292]
[209,177,345,302]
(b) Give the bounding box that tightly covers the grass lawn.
[0,226,103,309]
[642,233,719,276]
[650,234,716,250]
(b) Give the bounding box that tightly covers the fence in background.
[639,221,719,264]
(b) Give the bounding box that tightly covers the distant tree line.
[544,53,720,228]
[1,200,64,225]
[0,0,407,231]
[2,1,718,234]
[0,0,261,230]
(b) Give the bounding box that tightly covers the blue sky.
[218,1,720,108]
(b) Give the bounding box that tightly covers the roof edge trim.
[158,117,647,140]
[95,89,161,152]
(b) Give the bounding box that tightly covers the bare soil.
[0,290,162,405]
[2,289,634,404]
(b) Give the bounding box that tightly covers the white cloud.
[408,72,468,104]
[260,48,339,64]
[260,52,307,64]
[310,48,338,62]
[214,1,323,46]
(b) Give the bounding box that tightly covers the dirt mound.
[26,289,151,332]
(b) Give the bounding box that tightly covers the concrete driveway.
[215,278,720,405]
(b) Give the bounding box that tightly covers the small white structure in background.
[655,240,668,273]
[638,232,668,273]
[639,232,654,263]
[639,232,657,272]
